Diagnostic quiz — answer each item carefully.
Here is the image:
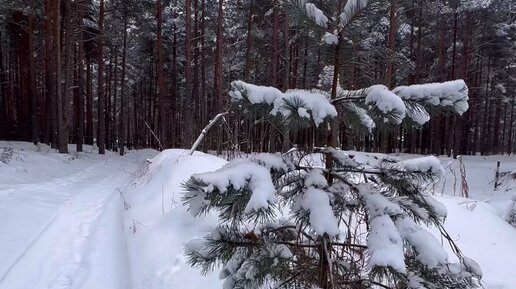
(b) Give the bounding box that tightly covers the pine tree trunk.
[270,0,280,152]
[76,0,85,152]
[214,0,224,154]
[244,2,254,81]
[45,0,57,147]
[171,21,178,147]
[97,0,106,154]
[86,58,93,145]
[384,0,396,88]
[120,10,128,155]
[0,31,5,139]
[28,16,38,145]
[507,94,515,154]
[184,0,193,147]
[56,0,68,153]
[156,0,167,147]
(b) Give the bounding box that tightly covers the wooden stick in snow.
[494,160,501,191]
[189,112,228,155]
[139,116,163,151]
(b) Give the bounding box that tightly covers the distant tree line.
[0,0,514,155]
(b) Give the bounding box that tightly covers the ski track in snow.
[0,155,141,289]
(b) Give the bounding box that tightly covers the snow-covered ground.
[0,141,515,288]
[0,142,155,289]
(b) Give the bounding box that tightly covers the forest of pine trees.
[0,0,514,156]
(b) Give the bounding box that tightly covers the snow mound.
[125,149,227,289]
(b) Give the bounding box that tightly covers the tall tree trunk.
[45,0,57,147]
[56,0,67,153]
[63,0,74,151]
[244,2,254,81]
[214,0,224,153]
[28,16,38,145]
[184,0,193,147]
[86,57,93,145]
[507,94,515,154]
[97,0,106,154]
[171,22,178,147]
[156,0,167,147]
[0,31,5,139]
[269,0,280,152]
[112,49,118,152]
[120,10,128,155]
[384,0,396,88]
[76,0,85,152]
[481,57,491,155]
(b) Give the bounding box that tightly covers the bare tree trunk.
[86,57,93,145]
[120,10,128,155]
[0,31,5,139]
[481,57,491,155]
[384,0,396,88]
[269,0,280,152]
[214,0,224,153]
[508,94,515,154]
[112,48,118,152]
[76,0,85,152]
[56,0,68,153]
[27,16,38,145]
[244,2,254,81]
[184,0,193,147]
[171,21,178,147]
[156,0,167,147]
[45,0,57,147]
[97,0,106,154]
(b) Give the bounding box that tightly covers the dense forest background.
[0,0,514,155]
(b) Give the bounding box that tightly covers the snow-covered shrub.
[0,147,14,164]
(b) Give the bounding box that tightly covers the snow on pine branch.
[368,215,406,273]
[299,187,340,236]
[393,80,469,115]
[230,80,337,127]
[322,32,338,45]
[398,156,445,178]
[187,158,278,214]
[365,85,407,124]
[395,216,448,268]
[303,2,329,28]
[340,0,369,27]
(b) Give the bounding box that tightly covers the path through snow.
[0,142,155,289]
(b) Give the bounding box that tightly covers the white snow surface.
[0,142,156,289]
[125,149,228,289]
[1,142,516,289]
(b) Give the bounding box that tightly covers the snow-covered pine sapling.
[182,80,480,289]
[182,1,480,288]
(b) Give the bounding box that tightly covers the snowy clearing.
[0,142,515,288]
